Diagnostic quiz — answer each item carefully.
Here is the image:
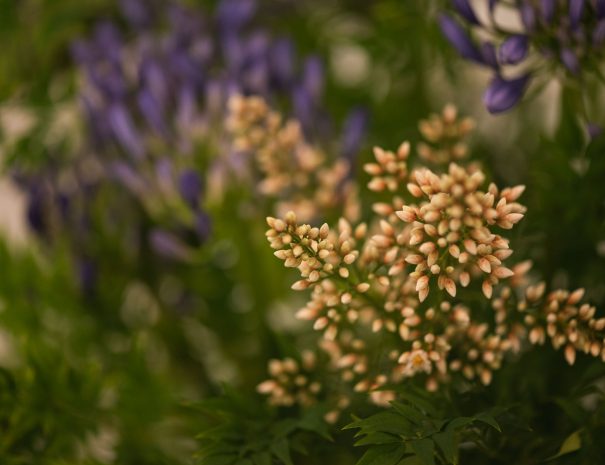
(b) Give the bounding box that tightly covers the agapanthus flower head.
[442,0,605,113]
[63,0,367,261]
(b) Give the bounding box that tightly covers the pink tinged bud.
[324,325,338,341]
[493,266,514,279]
[459,272,470,287]
[416,275,429,291]
[565,345,576,365]
[480,369,493,386]
[292,280,310,290]
[444,278,457,297]
[368,178,386,192]
[464,239,477,255]
[364,163,382,175]
[372,319,383,333]
[419,287,429,303]
[396,206,416,222]
[296,308,316,320]
[482,280,493,299]
[478,257,492,273]
[257,380,277,394]
[399,324,410,340]
[449,244,461,258]
[407,183,423,197]
[313,317,329,331]
[568,288,585,305]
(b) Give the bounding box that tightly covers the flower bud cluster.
[260,114,605,410]
[256,351,322,407]
[417,104,475,165]
[227,95,359,223]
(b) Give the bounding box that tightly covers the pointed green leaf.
[411,439,435,465]
[473,413,501,433]
[546,430,582,461]
[433,431,457,465]
[356,444,407,465]
[271,438,293,465]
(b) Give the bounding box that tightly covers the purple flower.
[569,0,585,30]
[341,108,369,163]
[499,35,529,65]
[217,0,256,31]
[439,14,483,64]
[560,48,580,74]
[520,3,536,31]
[270,39,295,87]
[480,42,499,69]
[483,74,530,113]
[451,0,480,25]
[178,170,204,208]
[150,229,192,261]
[540,0,556,23]
[597,0,605,18]
[107,104,145,159]
[302,56,324,101]
[588,123,603,139]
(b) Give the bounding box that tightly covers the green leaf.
[390,402,425,425]
[546,430,582,461]
[355,432,402,446]
[356,444,408,465]
[411,439,435,465]
[432,431,457,465]
[444,417,474,432]
[345,411,414,436]
[271,438,293,465]
[473,413,502,433]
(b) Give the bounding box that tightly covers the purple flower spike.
[520,3,536,31]
[302,56,325,101]
[480,42,499,69]
[270,39,295,87]
[217,0,256,31]
[452,0,480,25]
[138,88,167,136]
[439,14,483,64]
[341,108,369,163]
[483,74,530,113]
[488,0,498,11]
[195,211,212,242]
[597,0,605,18]
[120,0,153,28]
[499,35,529,64]
[560,48,580,74]
[150,229,192,261]
[108,104,145,159]
[569,0,585,29]
[540,0,556,23]
[178,170,203,207]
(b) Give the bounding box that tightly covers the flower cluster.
[256,352,322,407]
[417,104,475,165]
[226,95,360,222]
[259,122,605,408]
[440,0,605,113]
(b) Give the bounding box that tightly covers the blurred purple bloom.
[302,56,324,101]
[499,35,529,65]
[480,42,499,69]
[540,0,556,23]
[78,257,98,296]
[150,229,192,261]
[110,162,147,195]
[520,3,536,31]
[195,211,212,241]
[452,0,480,25]
[341,108,369,163]
[178,170,203,208]
[569,0,585,29]
[217,0,256,31]
[120,0,153,28]
[597,0,605,18]
[439,14,483,64]
[108,104,145,159]
[483,74,530,113]
[138,88,167,136]
[270,39,295,87]
[560,48,580,74]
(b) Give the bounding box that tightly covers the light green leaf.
[546,430,582,461]
[433,431,457,465]
[356,444,408,465]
